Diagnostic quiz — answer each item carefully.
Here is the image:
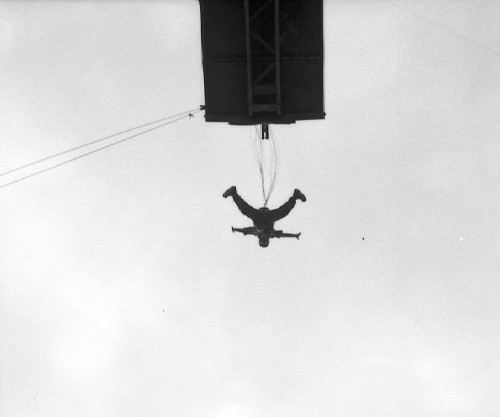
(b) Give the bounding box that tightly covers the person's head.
[259,235,269,248]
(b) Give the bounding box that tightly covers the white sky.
[1,1,500,416]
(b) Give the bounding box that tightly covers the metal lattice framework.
[244,0,281,118]
[199,0,324,125]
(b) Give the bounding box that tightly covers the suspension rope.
[0,106,203,178]
[264,126,278,207]
[253,124,278,207]
[0,108,203,190]
[253,125,266,203]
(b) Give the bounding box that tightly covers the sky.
[1,1,500,416]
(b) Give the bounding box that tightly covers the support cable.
[253,125,267,203]
[0,108,203,190]
[264,126,278,207]
[386,0,500,58]
[0,106,202,178]
[253,124,278,207]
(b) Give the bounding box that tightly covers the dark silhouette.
[223,186,306,247]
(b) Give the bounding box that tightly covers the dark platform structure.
[199,0,324,125]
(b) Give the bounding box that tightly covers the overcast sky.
[1,1,500,416]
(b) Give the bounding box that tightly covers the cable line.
[0,106,203,178]
[253,124,278,207]
[386,0,500,58]
[265,127,278,207]
[0,108,203,190]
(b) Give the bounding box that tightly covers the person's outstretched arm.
[274,230,301,239]
[232,226,258,236]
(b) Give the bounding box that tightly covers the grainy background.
[1,1,499,416]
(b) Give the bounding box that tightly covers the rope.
[0,108,203,190]
[0,106,202,178]
[386,0,500,58]
[253,124,278,207]
[253,125,266,203]
[264,126,278,207]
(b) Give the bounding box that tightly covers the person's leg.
[268,196,297,222]
[293,189,306,202]
[224,186,260,219]
[267,190,306,222]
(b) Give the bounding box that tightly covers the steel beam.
[274,0,281,114]
[244,0,253,115]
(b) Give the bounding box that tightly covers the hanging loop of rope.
[253,124,279,207]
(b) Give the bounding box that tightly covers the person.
[223,186,306,247]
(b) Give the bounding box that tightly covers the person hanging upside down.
[223,186,306,248]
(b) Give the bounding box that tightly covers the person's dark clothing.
[223,186,305,247]
[231,192,297,235]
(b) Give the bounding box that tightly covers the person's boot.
[293,189,306,202]
[223,186,236,198]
